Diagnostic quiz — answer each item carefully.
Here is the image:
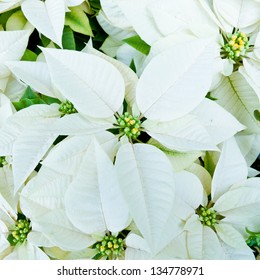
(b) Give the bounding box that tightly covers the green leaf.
[12,86,60,111]
[40,34,51,47]
[13,98,46,111]
[21,86,38,99]
[254,110,260,121]
[123,35,151,55]
[62,26,76,50]
[88,0,101,14]
[21,49,38,61]
[65,6,93,36]
[6,10,27,31]
[204,151,216,177]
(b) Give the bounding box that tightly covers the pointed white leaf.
[192,98,245,144]
[22,0,65,47]
[116,143,175,254]
[136,39,214,121]
[174,170,205,210]
[65,139,129,234]
[144,115,218,152]
[12,120,58,192]
[0,30,30,64]
[239,58,260,101]
[42,131,117,175]
[0,167,18,211]
[0,94,14,128]
[211,71,260,134]
[185,215,203,259]
[117,0,162,45]
[186,163,212,196]
[42,48,125,118]
[83,44,138,106]
[215,223,248,249]
[213,0,260,30]
[214,178,260,224]
[31,210,95,251]
[47,113,111,136]
[202,226,225,259]
[20,166,93,251]
[211,137,248,202]
[6,61,57,99]
[4,242,49,260]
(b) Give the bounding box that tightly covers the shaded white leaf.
[211,71,260,134]
[215,223,248,249]
[22,0,65,47]
[144,115,218,152]
[65,139,129,234]
[116,143,175,254]
[42,48,125,118]
[211,137,248,202]
[192,98,245,145]
[136,39,214,121]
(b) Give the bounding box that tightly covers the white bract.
[175,138,260,259]
[0,30,30,92]
[0,166,49,259]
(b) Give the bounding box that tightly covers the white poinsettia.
[0,30,30,92]
[0,166,49,260]
[174,137,260,259]
[21,138,130,259]
[20,166,96,253]
[0,103,61,192]
[27,44,243,153]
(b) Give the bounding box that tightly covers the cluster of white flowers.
[0,0,260,260]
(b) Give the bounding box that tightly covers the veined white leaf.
[20,167,94,251]
[65,139,129,234]
[4,242,49,260]
[213,0,260,30]
[0,30,30,84]
[42,131,117,175]
[215,223,248,249]
[20,167,72,219]
[174,170,205,211]
[239,58,260,101]
[185,215,203,259]
[117,0,162,45]
[115,143,175,255]
[144,115,218,152]
[100,0,131,29]
[22,0,65,47]
[0,94,14,128]
[0,167,18,211]
[12,120,59,193]
[6,61,58,99]
[192,98,245,145]
[42,48,125,118]
[82,44,138,106]
[211,71,260,134]
[46,113,111,136]
[211,137,248,202]
[136,39,214,121]
[0,30,30,63]
[214,178,260,224]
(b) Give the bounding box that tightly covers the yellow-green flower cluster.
[198,206,218,227]
[117,112,142,140]
[95,235,125,259]
[222,31,249,61]
[8,219,31,246]
[59,100,78,115]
